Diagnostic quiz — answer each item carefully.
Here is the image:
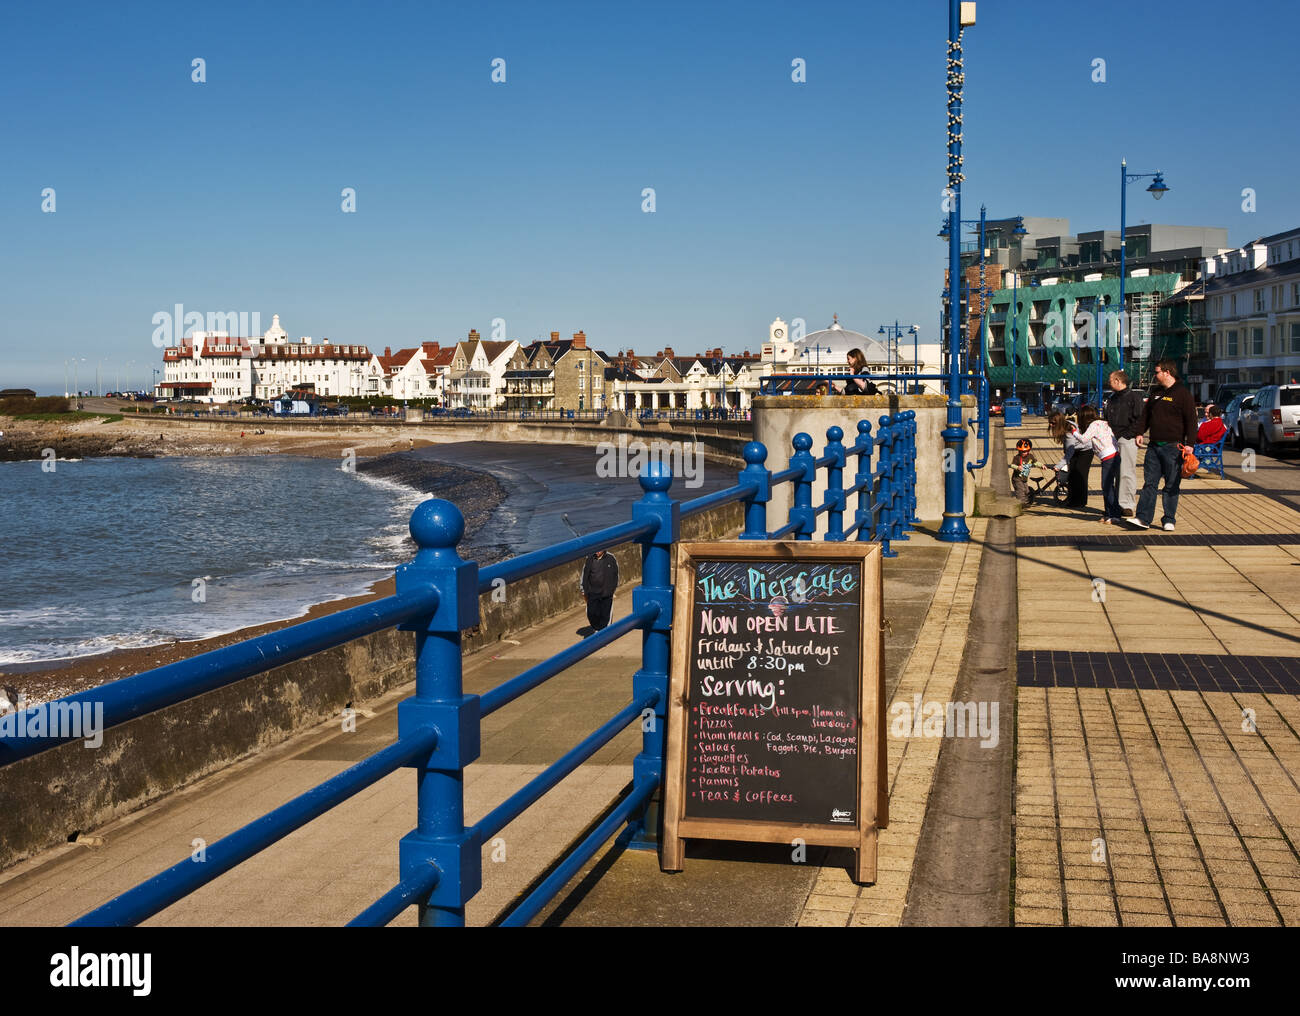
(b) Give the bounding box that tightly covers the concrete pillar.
[752,393,976,527]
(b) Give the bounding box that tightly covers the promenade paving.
[1009,417,1300,927]
[0,520,970,927]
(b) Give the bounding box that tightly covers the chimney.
[573,331,587,349]
[663,346,674,358]
[468,329,480,341]
[713,347,723,359]
[743,350,751,357]
[384,346,391,357]
[550,331,560,342]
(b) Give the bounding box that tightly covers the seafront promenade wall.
[0,500,742,873]
[129,414,751,464]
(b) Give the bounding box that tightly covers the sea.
[0,441,737,666]
[0,454,474,665]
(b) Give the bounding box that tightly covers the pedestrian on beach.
[1073,404,1120,521]
[1124,358,1198,531]
[1103,369,1144,517]
[581,548,619,633]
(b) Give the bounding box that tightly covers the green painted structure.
[982,273,1182,396]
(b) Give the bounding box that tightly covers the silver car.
[1241,384,1300,455]
[1224,393,1255,450]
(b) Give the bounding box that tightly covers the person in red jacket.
[1197,404,1227,444]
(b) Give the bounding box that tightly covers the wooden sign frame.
[661,540,887,884]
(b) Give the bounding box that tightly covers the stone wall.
[752,393,976,528]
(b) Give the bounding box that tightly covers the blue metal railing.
[2,419,919,927]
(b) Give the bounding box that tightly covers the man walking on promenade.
[1123,358,1197,532]
[1104,369,1144,517]
[581,548,619,633]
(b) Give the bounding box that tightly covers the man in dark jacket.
[1123,359,1198,531]
[1104,369,1145,516]
[581,549,619,632]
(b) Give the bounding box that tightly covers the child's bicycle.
[1019,462,1069,507]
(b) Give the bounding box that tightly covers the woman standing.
[1063,406,1096,509]
[1049,411,1092,509]
[1073,404,1120,521]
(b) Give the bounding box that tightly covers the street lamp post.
[939,0,976,543]
[1119,160,1169,376]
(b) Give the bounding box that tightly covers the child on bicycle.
[1011,438,1038,504]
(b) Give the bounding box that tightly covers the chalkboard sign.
[661,541,886,884]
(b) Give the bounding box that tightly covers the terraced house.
[1200,226,1300,391]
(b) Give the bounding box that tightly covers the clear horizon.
[3,0,1298,395]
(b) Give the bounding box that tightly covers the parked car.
[1224,393,1255,449]
[1213,382,1259,409]
[450,407,472,417]
[1239,384,1300,455]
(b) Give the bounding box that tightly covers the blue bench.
[1192,432,1228,479]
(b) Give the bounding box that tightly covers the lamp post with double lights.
[879,322,920,392]
[939,0,977,543]
[1118,161,1169,375]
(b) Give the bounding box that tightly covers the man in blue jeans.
[1123,359,1197,531]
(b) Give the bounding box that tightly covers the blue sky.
[2,0,1297,393]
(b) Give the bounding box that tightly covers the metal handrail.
[40,414,919,928]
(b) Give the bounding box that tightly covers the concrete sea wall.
[753,394,976,527]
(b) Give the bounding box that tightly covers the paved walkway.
[1010,417,1300,927]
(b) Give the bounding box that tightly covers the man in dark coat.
[581,549,619,632]
[1104,369,1145,516]
[1123,359,1198,532]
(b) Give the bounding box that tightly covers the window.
[1252,328,1264,355]
[1292,323,1300,353]
[1255,289,1264,312]
[1227,330,1239,356]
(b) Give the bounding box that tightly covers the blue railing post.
[739,441,771,539]
[853,420,874,542]
[876,415,897,558]
[903,410,921,526]
[890,413,910,542]
[625,460,678,850]
[789,432,816,540]
[395,499,482,926]
[824,425,846,541]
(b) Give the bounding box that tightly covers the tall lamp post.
[940,0,976,542]
[879,322,920,392]
[1119,161,1169,376]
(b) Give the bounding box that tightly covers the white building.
[764,317,942,393]
[1203,227,1300,388]
[158,314,374,403]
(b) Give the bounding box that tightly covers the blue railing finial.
[637,460,673,497]
[742,440,767,467]
[409,498,465,564]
